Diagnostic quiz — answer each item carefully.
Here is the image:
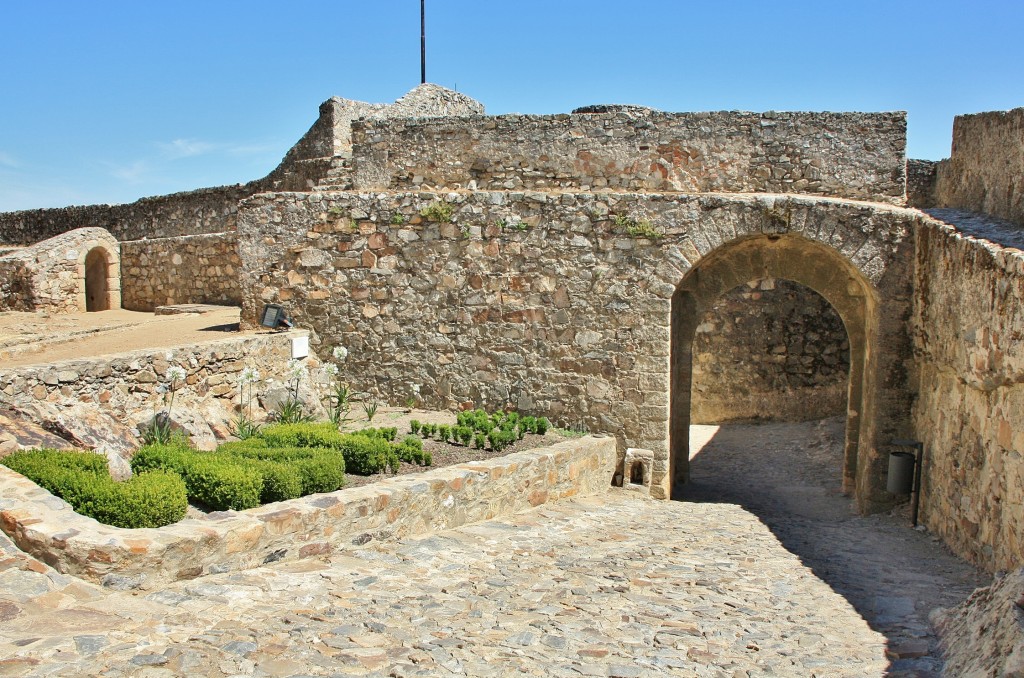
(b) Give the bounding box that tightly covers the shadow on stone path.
[682,416,988,677]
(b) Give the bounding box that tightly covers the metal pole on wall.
[420,0,426,84]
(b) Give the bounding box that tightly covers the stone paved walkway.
[0,419,984,677]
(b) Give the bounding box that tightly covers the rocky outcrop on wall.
[120,232,241,311]
[935,107,1024,227]
[351,110,908,203]
[0,227,119,313]
[0,183,263,246]
[691,279,849,423]
[913,210,1024,572]
[237,189,916,508]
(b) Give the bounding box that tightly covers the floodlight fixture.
[259,304,293,330]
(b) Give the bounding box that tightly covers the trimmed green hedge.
[2,449,187,528]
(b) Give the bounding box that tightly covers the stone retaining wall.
[0,330,319,456]
[913,213,1024,572]
[120,232,241,311]
[351,111,908,204]
[935,107,1024,227]
[906,159,938,209]
[0,436,616,589]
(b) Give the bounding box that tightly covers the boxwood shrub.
[2,449,187,528]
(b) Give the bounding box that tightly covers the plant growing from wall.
[142,364,187,445]
[390,213,407,225]
[613,214,663,240]
[420,201,455,223]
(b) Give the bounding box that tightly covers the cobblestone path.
[0,419,984,677]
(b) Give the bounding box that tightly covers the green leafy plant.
[362,399,379,422]
[474,433,487,449]
[390,213,406,225]
[456,426,474,447]
[410,419,422,435]
[437,424,452,443]
[613,214,663,240]
[420,201,455,223]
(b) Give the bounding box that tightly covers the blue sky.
[1,1,1021,212]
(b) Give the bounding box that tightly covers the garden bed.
[0,418,616,589]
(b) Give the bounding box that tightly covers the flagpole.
[420,0,426,84]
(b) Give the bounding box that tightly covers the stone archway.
[84,247,112,311]
[670,234,875,505]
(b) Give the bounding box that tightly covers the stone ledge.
[0,436,617,589]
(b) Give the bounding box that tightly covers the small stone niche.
[622,448,654,494]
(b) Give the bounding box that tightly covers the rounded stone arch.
[668,233,879,507]
[75,230,121,312]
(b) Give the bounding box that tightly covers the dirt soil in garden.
[0,306,245,367]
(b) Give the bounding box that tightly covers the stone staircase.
[313,157,354,192]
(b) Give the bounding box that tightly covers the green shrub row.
[408,409,550,451]
[131,440,347,511]
[3,449,187,528]
[258,423,422,474]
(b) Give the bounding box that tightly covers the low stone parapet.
[0,435,617,589]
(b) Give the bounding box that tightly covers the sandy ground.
[0,307,248,367]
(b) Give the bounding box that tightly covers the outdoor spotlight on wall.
[259,304,293,330]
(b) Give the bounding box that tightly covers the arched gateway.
[656,200,917,514]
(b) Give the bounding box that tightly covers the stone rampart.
[237,189,916,510]
[0,183,262,246]
[935,107,1024,227]
[0,436,616,588]
[913,210,1024,572]
[351,111,908,204]
[120,232,241,311]
[691,279,849,423]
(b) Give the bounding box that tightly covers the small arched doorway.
[84,247,111,311]
[670,234,875,502]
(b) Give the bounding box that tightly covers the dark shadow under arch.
[84,247,111,312]
[670,234,875,500]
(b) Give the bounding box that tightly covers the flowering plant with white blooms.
[232,366,263,439]
[142,364,188,445]
[322,348,357,426]
[275,359,313,424]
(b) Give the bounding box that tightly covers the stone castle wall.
[691,279,849,424]
[237,189,917,508]
[120,232,241,311]
[936,107,1024,227]
[351,111,908,204]
[913,213,1024,572]
[0,183,264,246]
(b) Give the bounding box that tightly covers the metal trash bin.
[887,451,915,494]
